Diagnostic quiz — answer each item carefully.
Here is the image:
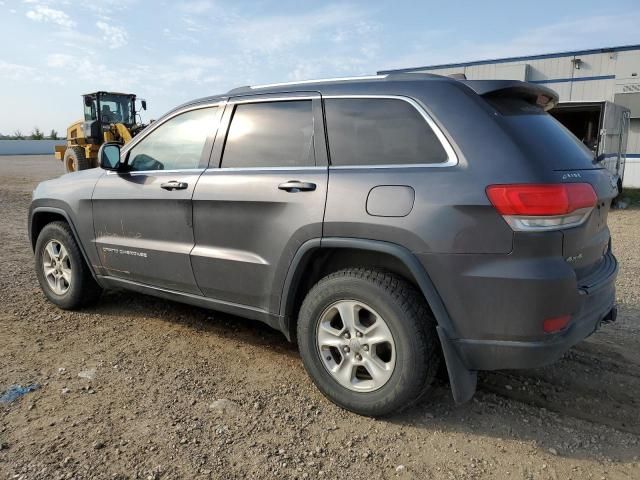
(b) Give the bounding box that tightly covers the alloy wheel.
[42,239,72,295]
[316,300,396,392]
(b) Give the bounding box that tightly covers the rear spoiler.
[459,80,559,111]
[382,73,559,111]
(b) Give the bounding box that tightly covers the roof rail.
[225,72,451,95]
[227,75,388,94]
[383,72,444,80]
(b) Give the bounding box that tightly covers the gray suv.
[29,74,618,416]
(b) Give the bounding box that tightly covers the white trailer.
[550,101,630,193]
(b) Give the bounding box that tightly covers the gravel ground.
[1,155,639,480]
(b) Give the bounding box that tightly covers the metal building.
[379,44,640,188]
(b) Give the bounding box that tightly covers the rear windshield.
[486,97,598,170]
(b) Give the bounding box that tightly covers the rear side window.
[486,97,596,170]
[324,98,448,166]
[222,100,314,168]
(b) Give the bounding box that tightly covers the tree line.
[0,128,63,140]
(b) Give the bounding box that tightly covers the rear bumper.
[451,251,618,371]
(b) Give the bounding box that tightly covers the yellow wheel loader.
[54,92,148,172]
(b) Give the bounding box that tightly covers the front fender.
[29,204,101,282]
[29,168,104,279]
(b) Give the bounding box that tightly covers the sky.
[1,0,640,134]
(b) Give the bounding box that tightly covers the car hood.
[33,167,105,201]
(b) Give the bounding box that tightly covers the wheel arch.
[278,237,456,341]
[29,206,98,281]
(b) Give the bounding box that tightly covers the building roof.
[378,44,640,74]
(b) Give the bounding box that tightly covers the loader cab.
[82,92,139,143]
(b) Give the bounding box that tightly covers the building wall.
[386,46,640,187]
[408,50,640,102]
[0,140,66,156]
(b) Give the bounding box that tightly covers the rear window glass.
[222,101,314,169]
[324,98,448,166]
[487,97,597,170]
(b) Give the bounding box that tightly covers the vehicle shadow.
[91,290,640,463]
[92,289,300,358]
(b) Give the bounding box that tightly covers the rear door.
[191,93,328,312]
[92,104,222,294]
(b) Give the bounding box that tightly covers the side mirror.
[141,99,147,111]
[84,97,93,107]
[99,143,122,171]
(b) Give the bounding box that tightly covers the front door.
[92,105,222,294]
[191,93,328,312]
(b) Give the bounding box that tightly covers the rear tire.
[63,146,89,173]
[35,221,102,309]
[297,268,440,416]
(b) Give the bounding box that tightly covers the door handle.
[278,180,316,193]
[161,181,188,191]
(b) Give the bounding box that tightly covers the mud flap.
[437,326,477,404]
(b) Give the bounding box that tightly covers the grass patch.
[621,188,640,206]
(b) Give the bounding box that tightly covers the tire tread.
[35,220,101,309]
[297,267,440,416]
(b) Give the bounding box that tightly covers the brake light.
[486,183,597,231]
[543,315,571,333]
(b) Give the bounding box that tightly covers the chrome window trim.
[228,95,318,105]
[329,163,451,170]
[106,168,205,176]
[121,101,225,156]
[205,166,326,173]
[322,94,459,168]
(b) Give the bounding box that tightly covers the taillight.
[486,183,597,231]
[543,315,571,333]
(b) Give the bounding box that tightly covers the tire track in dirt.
[478,338,640,435]
[479,376,640,435]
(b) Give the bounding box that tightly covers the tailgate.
[559,169,617,282]
[479,86,619,283]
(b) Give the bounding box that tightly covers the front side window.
[221,100,314,168]
[127,107,218,172]
[324,98,448,166]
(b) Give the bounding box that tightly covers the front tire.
[297,268,440,416]
[35,221,101,309]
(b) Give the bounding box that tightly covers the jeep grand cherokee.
[30,74,618,416]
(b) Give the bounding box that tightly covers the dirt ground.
[1,155,639,480]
